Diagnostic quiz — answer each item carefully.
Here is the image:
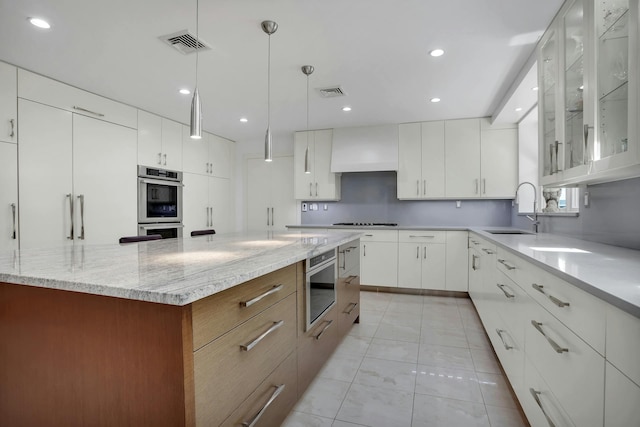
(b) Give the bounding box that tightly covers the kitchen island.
[0,230,361,427]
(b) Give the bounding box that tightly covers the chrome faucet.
[515,181,539,233]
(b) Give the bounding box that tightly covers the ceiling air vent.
[159,30,212,55]
[317,86,346,98]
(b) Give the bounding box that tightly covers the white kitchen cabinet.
[137,110,183,170]
[72,115,138,244]
[445,231,469,291]
[183,129,234,178]
[183,173,234,235]
[18,99,137,249]
[604,362,640,427]
[605,303,640,387]
[359,230,398,288]
[445,119,481,198]
[0,61,17,144]
[397,231,446,290]
[246,156,296,231]
[480,121,518,198]
[397,122,445,199]
[294,129,341,200]
[17,69,137,129]
[538,0,640,186]
[0,142,18,250]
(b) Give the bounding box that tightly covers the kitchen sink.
[485,229,534,235]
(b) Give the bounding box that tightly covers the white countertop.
[0,231,362,306]
[290,224,640,318]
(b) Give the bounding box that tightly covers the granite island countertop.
[0,230,362,306]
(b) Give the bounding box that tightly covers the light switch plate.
[302,203,308,212]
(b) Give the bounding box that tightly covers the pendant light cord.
[195,0,199,88]
[306,72,309,149]
[267,33,271,127]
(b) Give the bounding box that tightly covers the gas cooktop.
[332,222,398,227]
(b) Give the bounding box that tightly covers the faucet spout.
[515,181,539,233]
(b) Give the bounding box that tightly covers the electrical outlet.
[323,204,328,211]
[584,191,590,207]
[311,203,318,211]
[302,203,308,212]
[456,200,461,208]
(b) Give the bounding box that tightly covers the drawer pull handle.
[532,284,570,308]
[241,384,286,427]
[72,106,105,117]
[482,248,494,254]
[364,234,374,237]
[344,302,358,315]
[496,284,515,298]
[240,284,284,308]
[314,319,333,340]
[495,329,513,350]
[531,320,568,354]
[348,246,358,250]
[529,388,557,427]
[497,259,516,270]
[409,235,435,238]
[345,275,358,285]
[240,320,284,352]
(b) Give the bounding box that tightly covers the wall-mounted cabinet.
[183,173,233,235]
[0,62,17,144]
[246,156,296,231]
[137,110,183,171]
[183,128,233,179]
[539,0,640,186]
[294,129,341,200]
[397,122,445,199]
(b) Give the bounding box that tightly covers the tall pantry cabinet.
[0,62,18,251]
[17,69,138,249]
[246,156,296,231]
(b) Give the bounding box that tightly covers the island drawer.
[338,241,360,274]
[337,270,360,339]
[194,293,297,427]
[192,263,297,351]
[399,230,446,243]
[298,304,339,396]
[220,351,298,427]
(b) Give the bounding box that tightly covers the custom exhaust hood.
[330,124,399,172]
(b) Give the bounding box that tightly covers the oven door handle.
[139,223,184,230]
[139,178,184,187]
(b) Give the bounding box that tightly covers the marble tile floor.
[282,291,529,427]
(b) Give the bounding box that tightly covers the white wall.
[517,106,539,213]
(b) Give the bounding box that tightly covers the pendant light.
[301,65,314,174]
[190,0,202,139]
[262,20,278,162]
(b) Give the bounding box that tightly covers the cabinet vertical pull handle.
[496,283,515,298]
[314,319,333,340]
[532,284,570,308]
[240,284,284,308]
[72,106,104,117]
[471,254,478,270]
[309,182,313,197]
[270,207,274,226]
[531,320,568,353]
[583,124,589,165]
[10,203,16,239]
[339,250,346,269]
[344,302,358,315]
[529,388,557,427]
[163,154,167,165]
[423,246,427,259]
[497,259,516,270]
[77,195,85,240]
[416,180,420,196]
[363,244,366,257]
[266,207,270,226]
[495,329,513,350]
[416,246,419,258]
[67,194,74,240]
[474,179,479,194]
[423,180,426,196]
[241,384,286,427]
[9,119,15,138]
[157,152,162,165]
[554,141,561,172]
[482,179,486,194]
[240,320,284,351]
[315,182,318,196]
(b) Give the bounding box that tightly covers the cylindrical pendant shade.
[190,88,202,139]
[264,126,273,162]
[304,146,310,173]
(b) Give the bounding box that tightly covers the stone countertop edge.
[286,225,469,231]
[0,231,362,307]
[468,228,640,319]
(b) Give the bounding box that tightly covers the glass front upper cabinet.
[540,30,559,178]
[596,0,629,160]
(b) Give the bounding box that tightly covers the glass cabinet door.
[596,0,629,160]
[564,0,587,169]
[540,31,559,177]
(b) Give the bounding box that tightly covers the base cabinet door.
[361,241,398,287]
[604,362,640,427]
[0,142,18,250]
[445,231,469,291]
[397,243,422,289]
[522,357,575,427]
[421,244,446,290]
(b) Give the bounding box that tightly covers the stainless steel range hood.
[330,124,399,172]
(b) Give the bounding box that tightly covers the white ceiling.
[0,0,562,144]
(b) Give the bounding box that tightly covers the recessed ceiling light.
[430,97,441,103]
[429,49,445,57]
[532,86,539,91]
[515,107,523,112]
[28,17,50,29]
[240,117,248,123]
[342,106,352,112]
[179,89,191,95]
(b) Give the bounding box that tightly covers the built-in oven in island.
[305,248,337,331]
[137,166,183,224]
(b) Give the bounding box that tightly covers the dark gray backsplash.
[301,172,513,227]
[512,176,640,250]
